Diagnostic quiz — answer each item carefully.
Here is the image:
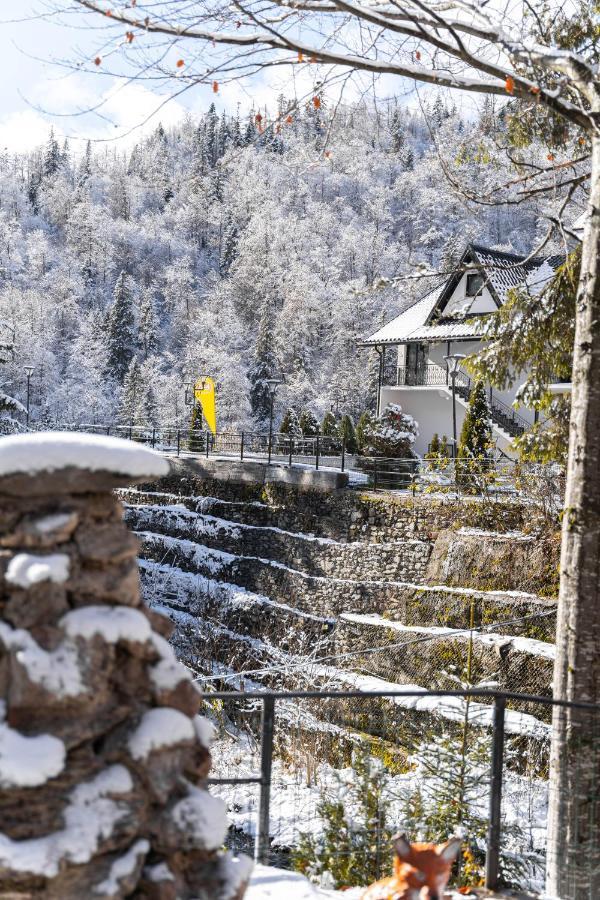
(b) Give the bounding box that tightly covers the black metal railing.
[395,364,449,386]
[201,688,600,895]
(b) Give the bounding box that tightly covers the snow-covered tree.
[299,409,319,437]
[106,272,137,383]
[248,299,278,425]
[362,404,418,457]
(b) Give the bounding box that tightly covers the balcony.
[385,363,452,387]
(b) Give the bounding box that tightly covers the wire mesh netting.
[198,690,600,897]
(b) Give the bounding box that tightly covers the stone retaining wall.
[125,503,431,583]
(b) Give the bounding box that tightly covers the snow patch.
[33,513,75,534]
[6,553,70,588]
[0,710,65,788]
[0,764,133,877]
[95,838,149,895]
[194,715,217,748]
[247,864,362,898]
[0,621,85,697]
[128,707,195,760]
[170,783,228,850]
[144,861,175,882]
[220,852,254,895]
[61,606,152,644]
[0,432,169,478]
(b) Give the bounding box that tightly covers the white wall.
[380,384,516,457]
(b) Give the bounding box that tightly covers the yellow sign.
[194,376,217,435]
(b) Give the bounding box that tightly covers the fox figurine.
[361,833,461,900]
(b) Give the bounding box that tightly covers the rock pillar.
[0,432,251,899]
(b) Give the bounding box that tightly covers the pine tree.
[339,414,358,454]
[298,409,319,436]
[431,96,447,129]
[43,129,61,178]
[139,289,159,359]
[356,410,376,453]
[248,299,278,424]
[402,147,415,171]
[119,357,142,425]
[321,410,339,441]
[205,104,219,168]
[220,218,239,277]
[390,108,405,152]
[189,401,204,451]
[106,271,137,382]
[457,381,492,460]
[280,408,301,436]
[363,403,418,457]
[0,384,26,434]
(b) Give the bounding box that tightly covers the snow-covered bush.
[362,404,418,458]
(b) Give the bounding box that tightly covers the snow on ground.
[246,864,364,898]
[6,553,70,588]
[340,612,556,660]
[0,432,169,478]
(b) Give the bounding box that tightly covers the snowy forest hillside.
[0,96,554,430]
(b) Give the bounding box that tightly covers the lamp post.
[23,365,34,427]
[266,377,282,464]
[444,354,466,459]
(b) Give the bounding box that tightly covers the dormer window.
[466,272,484,297]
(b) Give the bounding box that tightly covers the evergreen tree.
[457,381,492,460]
[279,407,301,436]
[339,414,358,454]
[118,356,142,425]
[106,271,137,382]
[390,108,405,152]
[78,140,93,185]
[220,218,239,277]
[205,104,219,168]
[402,147,415,171]
[189,400,204,451]
[248,299,278,424]
[363,403,418,457]
[321,410,339,441]
[43,129,61,178]
[0,384,26,434]
[298,409,319,436]
[139,289,159,359]
[356,410,376,453]
[431,96,447,129]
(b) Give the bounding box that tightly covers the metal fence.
[200,688,600,896]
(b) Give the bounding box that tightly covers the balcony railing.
[392,363,450,386]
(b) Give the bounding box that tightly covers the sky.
[0,0,471,155]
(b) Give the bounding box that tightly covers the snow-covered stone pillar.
[0,433,251,900]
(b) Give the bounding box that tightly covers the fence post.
[176,430,180,457]
[240,431,245,462]
[315,433,320,470]
[341,436,346,472]
[255,695,275,864]
[106,426,110,436]
[485,695,506,891]
[289,437,293,468]
[151,427,156,449]
[206,432,210,458]
[373,464,378,492]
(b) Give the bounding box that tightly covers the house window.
[466,273,484,297]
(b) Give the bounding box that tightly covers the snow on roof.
[0,432,169,479]
[362,245,562,346]
[361,283,444,345]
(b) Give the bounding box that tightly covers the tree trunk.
[547,132,600,899]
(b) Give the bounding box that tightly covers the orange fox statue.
[361,833,461,900]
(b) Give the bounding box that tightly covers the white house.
[360,243,564,457]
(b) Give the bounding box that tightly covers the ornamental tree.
[362,403,418,458]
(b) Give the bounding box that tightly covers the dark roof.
[361,243,564,346]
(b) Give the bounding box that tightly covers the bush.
[362,403,418,458]
[299,409,320,436]
[321,410,341,450]
[280,407,302,437]
[339,414,358,454]
[356,410,376,453]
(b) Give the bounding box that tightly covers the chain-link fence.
[199,688,600,898]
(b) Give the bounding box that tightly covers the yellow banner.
[194,376,217,435]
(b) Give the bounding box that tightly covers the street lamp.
[444,354,465,459]
[266,377,282,465]
[23,365,34,427]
